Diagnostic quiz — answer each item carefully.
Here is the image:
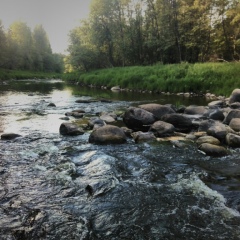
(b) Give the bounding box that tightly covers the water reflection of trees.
[7,81,65,94]
[69,85,209,106]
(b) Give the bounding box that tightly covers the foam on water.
[171,174,240,218]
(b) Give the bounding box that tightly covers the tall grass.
[0,69,62,80]
[64,62,240,96]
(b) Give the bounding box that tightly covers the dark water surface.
[1,80,240,239]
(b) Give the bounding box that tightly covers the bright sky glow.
[0,0,92,54]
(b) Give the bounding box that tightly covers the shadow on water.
[0,80,240,239]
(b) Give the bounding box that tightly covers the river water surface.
[1,80,240,239]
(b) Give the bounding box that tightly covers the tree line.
[66,0,240,72]
[0,21,64,73]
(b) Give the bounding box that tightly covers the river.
[1,79,240,239]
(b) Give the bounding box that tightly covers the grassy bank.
[0,69,62,80]
[63,62,240,96]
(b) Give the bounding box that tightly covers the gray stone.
[229,89,240,104]
[88,117,106,129]
[123,107,156,131]
[131,131,156,143]
[208,100,225,108]
[230,102,240,109]
[89,125,126,144]
[229,118,240,132]
[161,113,192,133]
[184,105,208,115]
[198,143,228,156]
[48,103,56,107]
[208,109,225,121]
[207,122,227,142]
[1,133,22,140]
[59,122,84,136]
[226,133,240,147]
[139,103,175,120]
[196,136,220,146]
[149,120,175,137]
[223,110,240,125]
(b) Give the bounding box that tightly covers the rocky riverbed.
[1,80,240,239]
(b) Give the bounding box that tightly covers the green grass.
[63,62,240,96]
[0,69,62,80]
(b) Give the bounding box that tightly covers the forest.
[0,0,239,75]
[66,0,240,72]
[0,21,64,73]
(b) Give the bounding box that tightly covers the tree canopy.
[0,21,64,73]
[66,0,240,71]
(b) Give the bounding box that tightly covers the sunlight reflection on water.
[0,88,73,134]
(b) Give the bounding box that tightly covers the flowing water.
[1,79,240,239]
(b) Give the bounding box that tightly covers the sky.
[0,0,92,54]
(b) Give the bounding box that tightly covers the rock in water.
[228,88,240,104]
[59,122,84,136]
[89,125,126,144]
[123,107,156,131]
[138,103,175,119]
[149,120,175,137]
[1,133,22,140]
[198,143,228,156]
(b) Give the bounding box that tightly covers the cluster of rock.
[110,86,223,100]
[58,89,240,157]
[2,88,240,157]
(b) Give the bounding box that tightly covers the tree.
[0,20,7,67]
[32,24,53,71]
[8,21,33,69]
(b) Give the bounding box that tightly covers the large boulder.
[149,120,175,137]
[226,133,240,148]
[161,113,192,133]
[229,118,240,132]
[59,122,84,136]
[184,105,208,115]
[123,107,156,131]
[198,143,228,156]
[89,125,126,144]
[228,89,240,104]
[223,109,240,125]
[138,103,175,120]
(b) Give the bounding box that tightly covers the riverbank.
[0,69,62,80]
[63,62,240,97]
